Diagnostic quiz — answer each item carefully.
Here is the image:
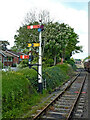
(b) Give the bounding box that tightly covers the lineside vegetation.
[2,63,75,118]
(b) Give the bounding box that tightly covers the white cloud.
[0,0,88,58]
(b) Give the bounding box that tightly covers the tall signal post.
[27,21,43,93]
[38,20,42,93]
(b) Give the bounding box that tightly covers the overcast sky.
[0,0,88,59]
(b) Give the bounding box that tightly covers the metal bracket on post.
[28,47,32,68]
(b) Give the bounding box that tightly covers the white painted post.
[38,21,43,93]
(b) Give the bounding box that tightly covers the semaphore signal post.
[38,21,43,93]
[26,20,44,93]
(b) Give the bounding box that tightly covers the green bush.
[18,67,38,89]
[2,63,74,118]
[43,58,54,68]
[66,59,77,70]
[45,58,54,65]
[56,63,74,76]
[18,59,28,68]
[43,64,70,92]
[2,69,37,118]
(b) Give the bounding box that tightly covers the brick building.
[0,50,19,66]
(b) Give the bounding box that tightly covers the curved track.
[33,71,87,120]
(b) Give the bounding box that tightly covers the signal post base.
[38,83,43,94]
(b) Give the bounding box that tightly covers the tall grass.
[2,68,37,118]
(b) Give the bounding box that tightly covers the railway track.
[71,71,88,119]
[33,71,87,120]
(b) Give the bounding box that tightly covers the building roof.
[0,50,19,57]
[6,50,19,57]
[0,50,6,57]
[7,50,25,56]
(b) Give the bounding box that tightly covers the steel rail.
[33,73,80,120]
[67,73,87,120]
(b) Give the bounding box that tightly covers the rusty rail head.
[33,73,80,120]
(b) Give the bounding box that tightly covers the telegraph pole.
[38,20,43,93]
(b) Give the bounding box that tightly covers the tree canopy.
[0,40,10,50]
[12,9,83,65]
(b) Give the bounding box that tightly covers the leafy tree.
[44,22,83,65]
[83,56,90,62]
[58,25,83,61]
[14,21,39,50]
[12,9,52,53]
[44,22,61,65]
[0,40,10,50]
[24,9,51,25]
[13,9,83,66]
